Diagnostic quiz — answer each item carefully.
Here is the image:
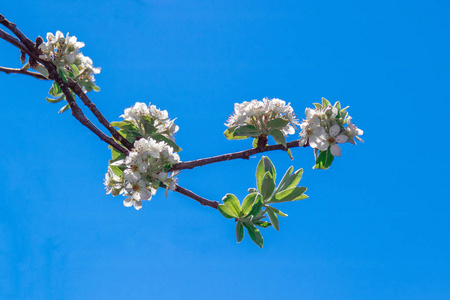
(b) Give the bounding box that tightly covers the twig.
[67,81,134,150]
[171,140,306,171]
[0,14,37,53]
[43,62,130,155]
[0,13,131,155]
[0,66,48,80]
[174,185,219,209]
[0,28,30,55]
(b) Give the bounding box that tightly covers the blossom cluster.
[226,98,299,136]
[299,98,363,157]
[121,102,179,140]
[104,137,180,210]
[38,31,100,87]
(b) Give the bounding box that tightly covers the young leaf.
[261,172,276,200]
[277,168,303,192]
[151,134,182,152]
[266,118,289,128]
[248,188,258,194]
[58,103,70,113]
[222,194,241,217]
[269,128,286,147]
[248,194,264,216]
[313,149,334,170]
[269,187,307,203]
[267,206,288,217]
[286,149,294,160]
[34,64,49,78]
[242,193,257,216]
[234,125,261,137]
[236,221,244,243]
[266,208,279,231]
[243,223,264,248]
[322,97,331,107]
[252,137,258,148]
[256,156,276,192]
[253,221,271,228]
[219,204,236,219]
[224,127,247,140]
[46,94,65,104]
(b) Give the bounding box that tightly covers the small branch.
[0,14,37,53]
[0,28,30,55]
[0,66,48,80]
[67,81,134,150]
[171,140,306,171]
[174,185,219,209]
[36,59,129,155]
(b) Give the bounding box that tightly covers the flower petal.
[330,144,341,157]
[330,124,341,137]
[133,200,143,210]
[123,198,133,207]
[336,134,348,144]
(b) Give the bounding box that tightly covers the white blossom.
[226,97,299,137]
[105,136,180,210]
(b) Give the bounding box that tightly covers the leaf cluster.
[219,156,307,248]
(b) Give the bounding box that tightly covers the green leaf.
[110,165,123,178]
[234,125,261,137]
[248,194,264,216]
[58,103,70,113]
[261,172,276,200]
[322,97,331,107]
[269,128,286,147]
[243,223,264,248]
[34,64,49,78]
[267,206,288,217]
[334,101,341,111]
[218,204,236,219]
[256,156,276,192]
[92,85,100,92]
[286,148,293,160]
[313,148,334,170]
[236,221,244,243]
[252,137,258,148]
[277,167,303,192]
[69,64,79,76]
[242,193,257,216]
[254,221,271,228]
[248,188,257,194]
[269,186,307,203]
[141,118,157,134]
[151,134,182,152]
[59,70,68,82]
[224,127,247,140]
[46,94,65,104]
[266,208,279,231]
[111,148,125,161]
[266,118,289,128]
[222,194,241,217]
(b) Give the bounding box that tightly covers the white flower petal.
[336,134,348,144]
[123,198,133,207]
[139,188,152,200]
[330,144,341,157]
[133,200,143,210]
[330,124,341,137]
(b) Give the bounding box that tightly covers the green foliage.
[314,148,334,170]
[219,156,307,248]
[110,116,182,152]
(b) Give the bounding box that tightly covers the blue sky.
[1,0,449,299]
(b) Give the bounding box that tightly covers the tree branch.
[0,28,30,55]
[171,140,306,171]
[174,185,219,209]
[0,66,48,80]
[67,81,134,150]
[0,13,131,155]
